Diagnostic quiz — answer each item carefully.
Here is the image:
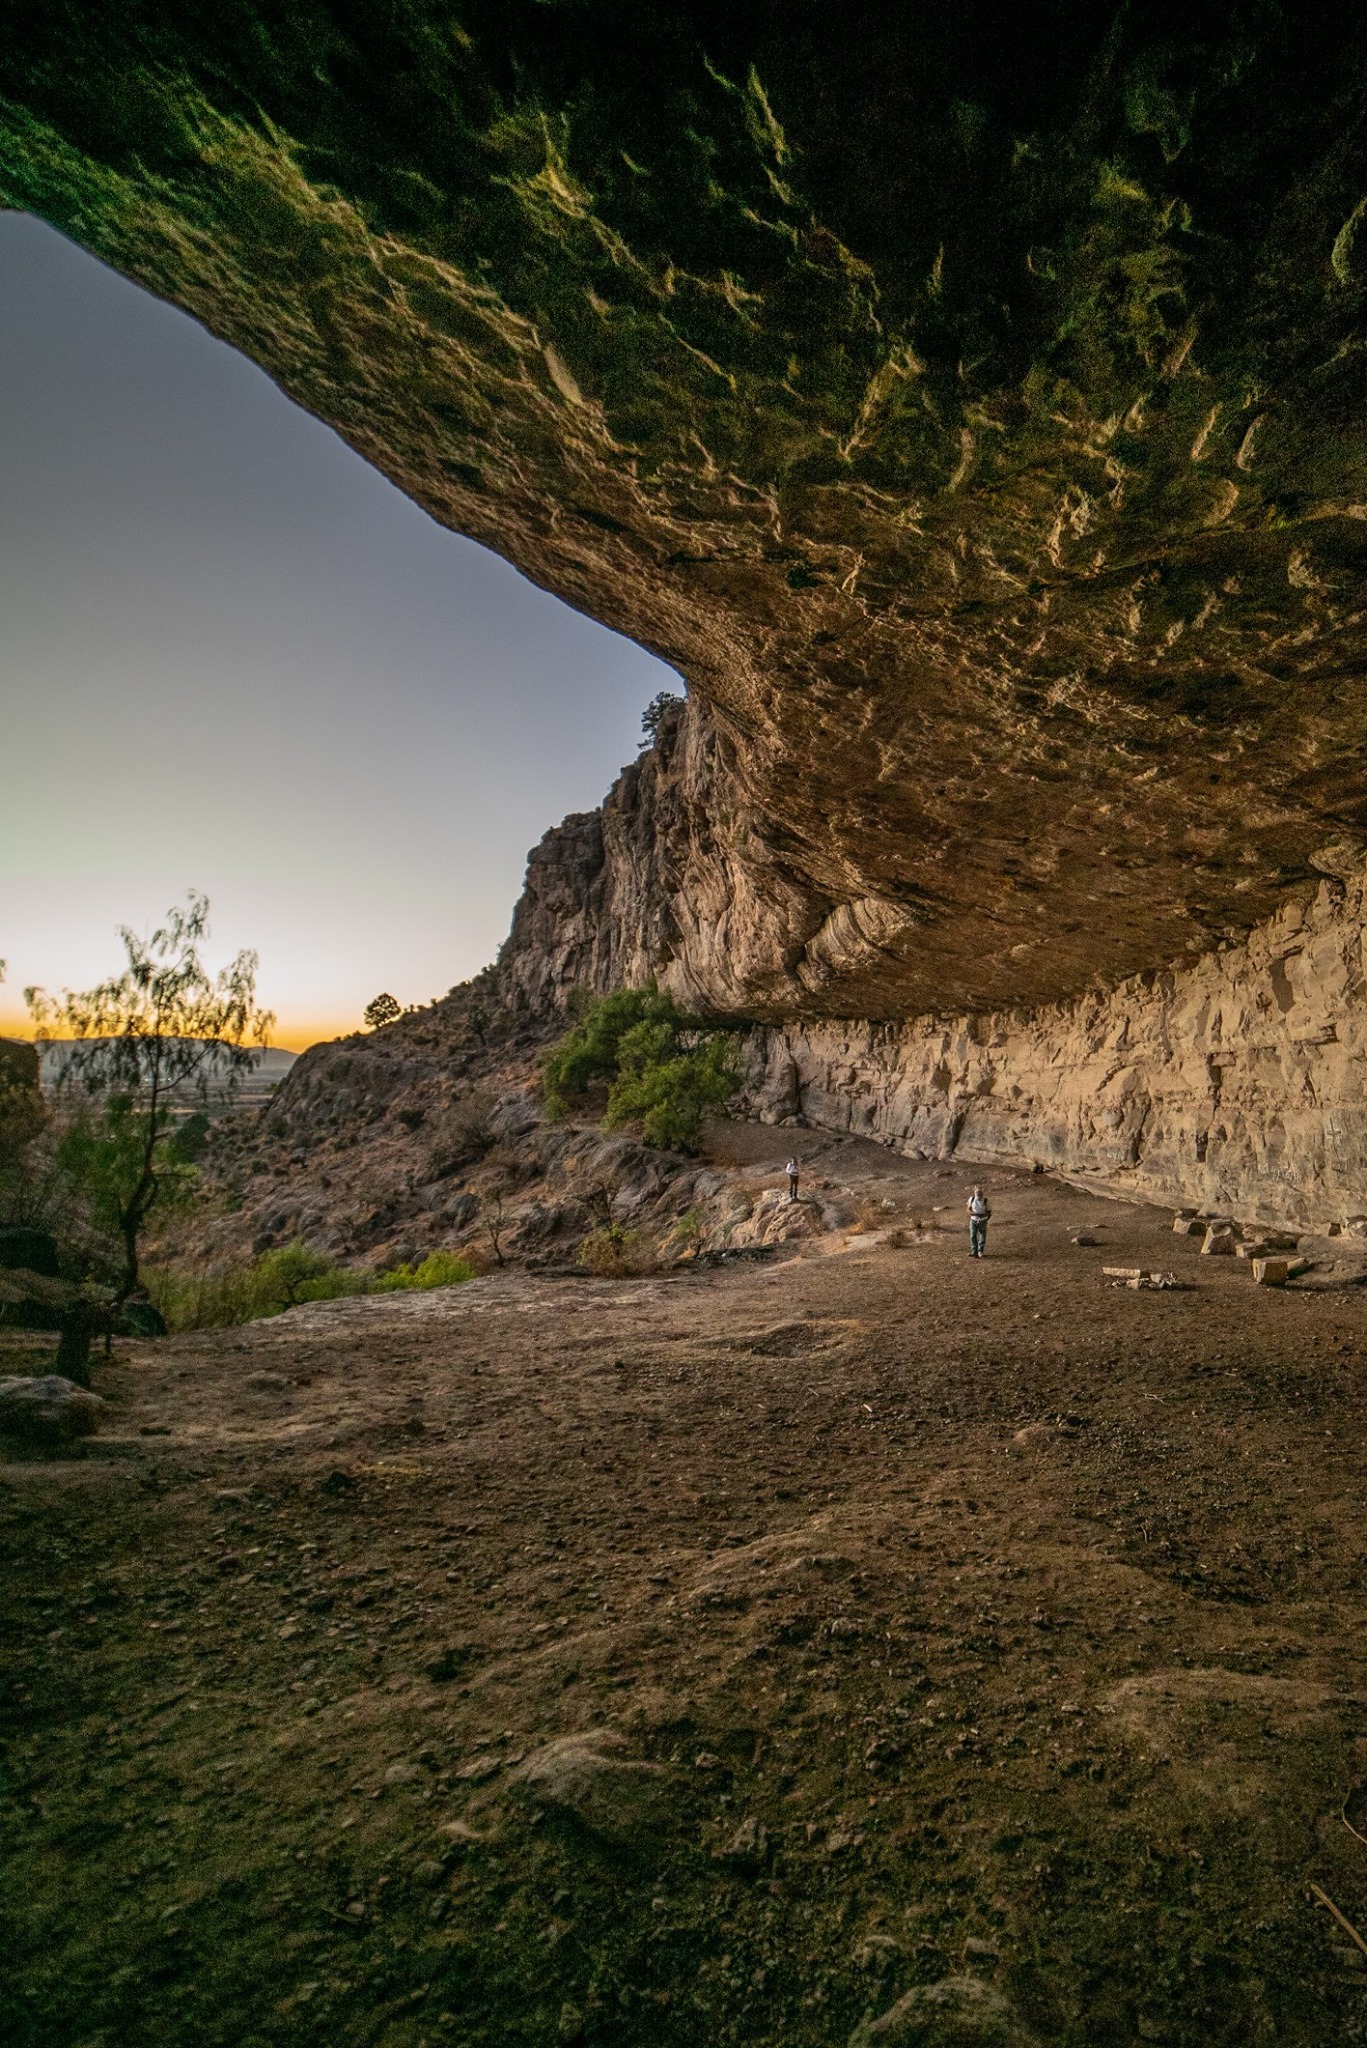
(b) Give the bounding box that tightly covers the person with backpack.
[966,1184,991,1258]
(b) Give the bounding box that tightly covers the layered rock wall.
[501,726,1367,1229]
[744,874,1367,1231]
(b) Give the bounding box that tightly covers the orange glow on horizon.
[0,1009,350,1056]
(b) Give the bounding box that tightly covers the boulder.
[120,1298,168,1339]
[712,1815,770,1871]
[848,1976,1040,2047]
[1200,1226,1238,1256]
[0,1227,59,1276]
[0,1375,105,1445]
[509,1730,669,1849]
[1251,1258,1290,1287]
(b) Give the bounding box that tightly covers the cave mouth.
[6,6,1367,1215]
[0,210,676,1046]
[7,4,1367,1024]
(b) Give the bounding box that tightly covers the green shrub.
[373,1250,475,1291]
[542,986,676,1115]
[578,1223,658,1277]
[542,985,738,1149]
[146,1240,473,1331]
[256,1241,348,1307]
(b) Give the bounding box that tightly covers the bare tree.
[482,1181,515,1269]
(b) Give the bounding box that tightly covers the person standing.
[786,1156,800,1203]
[966,1184,991,1258]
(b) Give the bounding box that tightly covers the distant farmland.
[37,1041,296,1106]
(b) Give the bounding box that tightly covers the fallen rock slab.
[1250,1256,1315,1286]
[0,1375,105,1445]
[508,1730,670,1849]
[848,1973,1041,2045]
[1103,1268,1187,1289]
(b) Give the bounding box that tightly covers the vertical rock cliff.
[500,709,1367,1229]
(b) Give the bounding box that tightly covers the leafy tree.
[27,892,273,1304]
[542,985,737,1150]
[255,1240,337,1307]
[364,991,401,1030]
[639,689,684,749]
[0,1039,46,1181]
[0,963,45,1181]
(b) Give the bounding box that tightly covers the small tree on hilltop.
[27,893,273,1305]
[364,991,401,1031]
[639,689,684,750]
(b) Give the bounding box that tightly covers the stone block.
[1201,1227,1237,1255]
[1251,1257,1289,1287]
[0,1375,104,1444]
[1172,1215,1203,1235]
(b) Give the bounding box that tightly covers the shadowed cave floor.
[3,1143,1367,2048]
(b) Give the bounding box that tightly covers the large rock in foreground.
[849,1977,1041,2048]
[0,1376,105,1446]
[509,1729,670,1850]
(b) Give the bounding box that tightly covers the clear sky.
[0,213,675,1050]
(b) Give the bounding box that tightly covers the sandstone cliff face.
[10,8,1367,1022]
[498,728,1367,1230]
[741,863,1367,1230]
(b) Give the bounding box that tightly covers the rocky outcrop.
[11,10,1367,1022]
[17,9,1367,1220]
[740,868,1367,1232]
[495,715,1367,1225]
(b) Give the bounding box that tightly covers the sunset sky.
[0,213,674,1051]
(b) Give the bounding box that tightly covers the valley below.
[6,1131,1367,2048]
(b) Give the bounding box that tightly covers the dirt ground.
[5,1127,1367,2048]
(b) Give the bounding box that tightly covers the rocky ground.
[182,995,858,1278]
[5,1126,1367,2048]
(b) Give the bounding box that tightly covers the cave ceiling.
[7,4,1367,1016]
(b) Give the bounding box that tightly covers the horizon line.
[0,1015,347,1056]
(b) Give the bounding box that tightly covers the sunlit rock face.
[9,6,1367,1024]
[501,720,1367,1226]
[744,866,1367,1231]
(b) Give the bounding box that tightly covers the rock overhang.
[7,4,1367,1016]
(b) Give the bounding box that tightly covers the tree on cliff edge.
[26,893,273,1305]
[364,991,401,1031]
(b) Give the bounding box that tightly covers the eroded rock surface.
[9,8,1367,1021]
[737,864,1367,1229]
